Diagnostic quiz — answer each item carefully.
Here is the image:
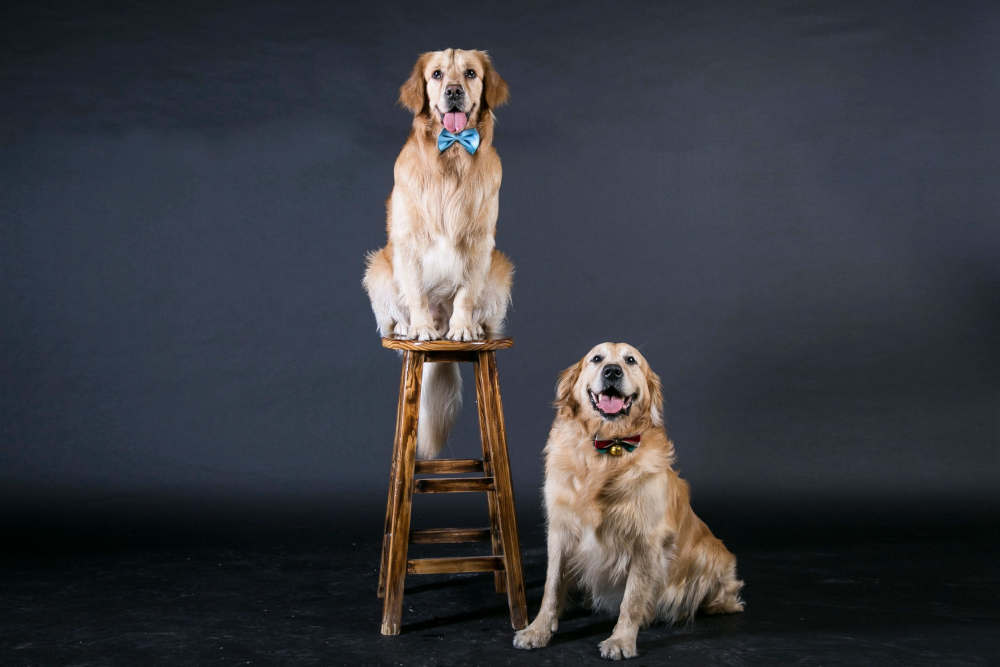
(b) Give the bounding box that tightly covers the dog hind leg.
[477,249,513,337]
[700,570,745,615]
[363,247,408,337]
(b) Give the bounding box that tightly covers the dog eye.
[431,69,443,79]
[625,356,637,365]
[465,69,477,79]
[590,355,603,363]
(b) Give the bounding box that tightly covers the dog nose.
[602,364,623,381]
[445,84,464,100]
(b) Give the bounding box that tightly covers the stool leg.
[381,350,424,636]
[476,351,528,630]
[474,358,506,594]
[377,354,409,598]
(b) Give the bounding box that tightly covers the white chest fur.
[546,463,670,614]
[421,237,466,296]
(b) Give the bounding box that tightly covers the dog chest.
[549,467,669,564]
[421,238,467,291]
[568,525,632,606]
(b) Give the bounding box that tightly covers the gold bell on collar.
[594,435,640,456]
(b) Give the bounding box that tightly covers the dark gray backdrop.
[3,1,997,542]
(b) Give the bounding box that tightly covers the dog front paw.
[400,317,438,340]
[446,319,484,342]
[513,621,553,650]
[598,634,637,660]
[406,323,438,340]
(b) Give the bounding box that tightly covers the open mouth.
[437,105,473,133]
[588,388,636,419]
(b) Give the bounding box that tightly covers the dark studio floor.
[1,501,999,666]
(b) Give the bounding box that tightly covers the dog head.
[555,342,664,431]
[399,49,509,132]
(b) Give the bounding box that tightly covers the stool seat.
[381,336,514,351]
[375,336,527,636]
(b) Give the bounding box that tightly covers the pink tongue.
[597,394,625,414]
[443,111,467,132]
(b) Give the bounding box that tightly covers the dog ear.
[554,359,582,418]
[481,53,509,110]
[647,367,665,427]
[399,53,429,115]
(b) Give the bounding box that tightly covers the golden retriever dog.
[514,343,744,660]
[363,49,513,458]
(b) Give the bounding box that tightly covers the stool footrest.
[407,556,504,575]
[410,527,492,544]
[414,477,494,493]
[415,458,484,474]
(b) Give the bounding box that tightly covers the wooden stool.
[376,337,527,636]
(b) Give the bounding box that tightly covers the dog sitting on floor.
[363,49,513,459]
[513,342,744,660]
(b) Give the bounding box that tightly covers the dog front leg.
[446,248,490,341]
[513,526,568,650]
[392,249,438,341]
[598,553,659,660]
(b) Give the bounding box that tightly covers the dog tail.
[417,361,462,459]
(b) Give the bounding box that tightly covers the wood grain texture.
[380,350,423,636]
[375,343,525,634]
[377,356,409,599]
[477,351,528,629]
[414,477,494,494]
[381,336,513,352]
[409,527,492,544]
[414,458,484,474]
[407,556,504,575]
[474,354,507,594]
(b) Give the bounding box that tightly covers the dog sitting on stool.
[514,342,744,660]
[363,49,512,459]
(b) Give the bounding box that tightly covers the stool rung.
[407,555,504,575]
[415,458,484,474]
[409,527,492,544]
[414,476,494,493]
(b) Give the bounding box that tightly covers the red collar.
[594,434,640,456]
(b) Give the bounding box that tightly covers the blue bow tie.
[437,128,480,154]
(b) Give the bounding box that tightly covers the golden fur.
[514,343,744,660]
[363,49,512,343]
[363,49,513,458]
